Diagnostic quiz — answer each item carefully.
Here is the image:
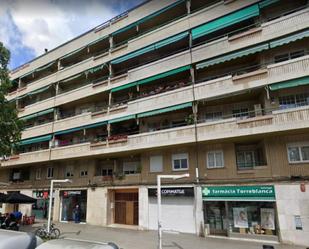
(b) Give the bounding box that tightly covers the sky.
[0,0,146,70]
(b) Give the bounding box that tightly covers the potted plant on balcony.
[185,114,195,125]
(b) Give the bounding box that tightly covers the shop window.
[47,167,54,179]
[80,170,88,177]
[65,165,74,178]
[123,161,139,175]
[287,142,309,163]
[150,155,163,173]
[172,153,189,171]
[35,168,41,180]
[207,151,224,169]
[279,93,309,109]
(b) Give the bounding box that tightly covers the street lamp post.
[157,174,189,249]
[47,179,72,233]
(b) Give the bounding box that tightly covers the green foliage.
[0,42,24,156]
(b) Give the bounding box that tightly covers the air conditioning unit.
[254,104,263,116]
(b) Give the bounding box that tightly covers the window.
[279,93,309,109]
[274,50,305,63]
[287,143,309,163]
[101,168,113,176]
[232,108,249,119]
[150,155,163,173]
[123,161,139,175]
[172,153,189,171]
[80,170,88,177]
[205,112,223,122]
[35,168,41,180]
[207,151,224,168]
[65,165,74,178]
[235,143,266,169]
[47,167,54,179]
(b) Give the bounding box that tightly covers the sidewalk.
[21,222,305,249]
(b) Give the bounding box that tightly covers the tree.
[0,42,23,156]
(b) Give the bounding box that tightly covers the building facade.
[1,0,309,246]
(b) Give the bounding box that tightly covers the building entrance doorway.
[204,201,228,236]
[114,189,138,225]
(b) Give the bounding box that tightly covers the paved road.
[21,222,305,249]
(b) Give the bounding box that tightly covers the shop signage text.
[148,187,194,197]
[202,185,275,200]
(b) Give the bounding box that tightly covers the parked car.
[36,238,119,249]
[0,230,43,249]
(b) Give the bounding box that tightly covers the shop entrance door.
[114,191,138,225]
[204,201,227,236]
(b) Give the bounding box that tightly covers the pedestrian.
[73,205,81,223]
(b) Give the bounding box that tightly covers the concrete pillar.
[86,187,108,226]
[138,186,148,230]
[52,189,60,222]
[194,186,204,236]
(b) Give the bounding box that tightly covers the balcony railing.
[236,160,267,170]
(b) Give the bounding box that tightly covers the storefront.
[60,190,87,223]
[148,187,195,234]
[32,190,51,220]
[202,185,278,240]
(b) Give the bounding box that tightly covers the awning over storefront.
[269,76,309,91]
[196,43,269,69]
[192,4,260,40]
[20,108,54,121]
[54,121,107,136]
[19,134,52,146]
[202,185,276,201]
[259,0,280,8]
[137,102,192,118]
[112,0,185,36]
[111,31,189,65]
[108,114,136,124]
[269,29,309,48]
[111,65,191,93]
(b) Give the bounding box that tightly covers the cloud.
[0,0,146,69]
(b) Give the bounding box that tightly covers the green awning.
[196,43,269,69]
[110,65,191,93]
[112,0,185,36]
[19,135,52,146]
[60,46,87,60]
[108,115,136,124]
[269,76,309,91]
[138,0,186,24]
[154,31,189,49]
[269,29,309,48]
[20,70,34,79]
[21,108,54,121]
[192,4,260,40]
[111,82,137,93]
[138,65,191,86]
[259,0,280,8]
[54,121,107,136]
[87,64,106,74]
[35,61,56,73]
[27,85,52,96]
[111,31,189,65]
[88,35,109,47]
[60,73,85,84]
[137,102,192,118]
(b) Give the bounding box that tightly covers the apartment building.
[1,0,309,246]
